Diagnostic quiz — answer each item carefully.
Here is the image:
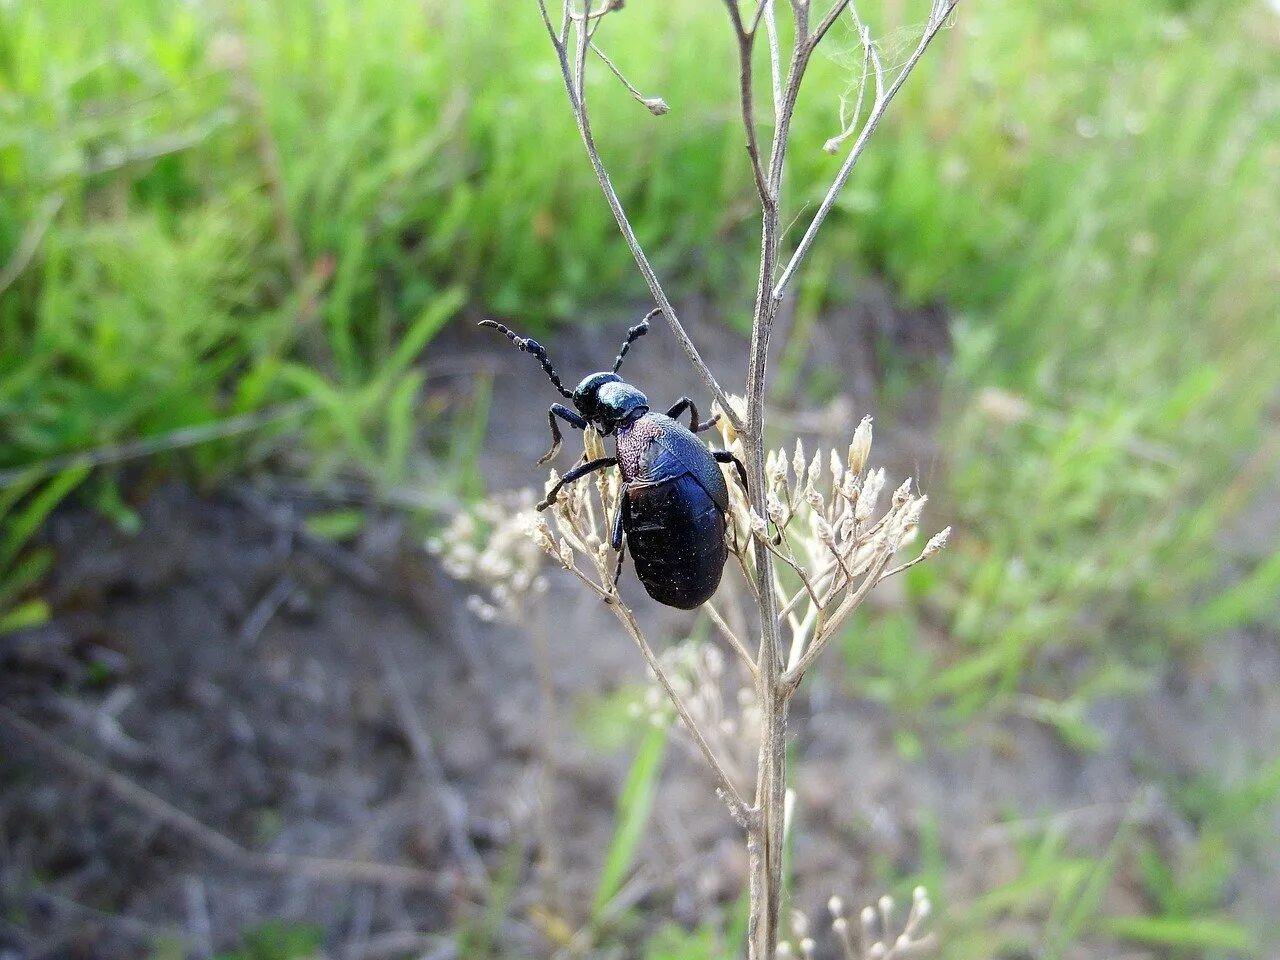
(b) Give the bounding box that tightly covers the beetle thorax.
[613,415,662,481]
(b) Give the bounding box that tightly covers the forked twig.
[525,2,960,955]
[773,0,959,301]
[534,0,744,432]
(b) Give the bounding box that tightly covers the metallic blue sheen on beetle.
[479,312,748,609]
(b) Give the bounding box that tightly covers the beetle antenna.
[478,319,574,399]
[612,308,661,373]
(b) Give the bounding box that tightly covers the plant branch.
[762,0,783,118]
[707,601,760,678]
[772,0,959,302]
[722,0,771,204]
[536,0,745,433]
[590,42,669,114]
[608,601,752,819]
[782,541,897,691]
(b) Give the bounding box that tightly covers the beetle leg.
[612,539,627,589]
[537,457,617,511]
[610,495,626,549]
[540,403,589,464]
[608,490,627,588]
[666,397,719,434]
[714,450,749,494]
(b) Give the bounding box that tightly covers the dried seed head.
[892,477,913,507]
[805,484,824,511]
[767,491,786,524]
[808,451,822,484]
[713,394,746,447]
[584,426,607,461]
[815,515,835,545]
[838,477,858,511]
[847,416,873,475]
[769,450,789,488]
[922,526,951,559]
[902,494,928,531]
[855,468,885,523]
[749,508,769,537]
[640,96,670,116]
[792,438,807,487]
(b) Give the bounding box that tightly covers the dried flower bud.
[805,484,824,511]
[855,468,885,523]
[922,526,951,559]
[530,518,557,555]
[902,494,928,531]
[892,477,913,507]
[749,508,769,537]
[558,539,575,568]
[792,439,807,487]
[841,471,860,502]
[640,96,670,116]
[584,426,607,461]
[769,450,788,488]
[808,451,822,484]
[829,449,844,489]
[815,516,835,545]
[847,416,873,475]
[766,491,786,524]
[714,395,745,447]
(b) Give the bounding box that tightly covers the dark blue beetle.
[480,312,747,609]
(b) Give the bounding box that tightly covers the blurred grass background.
[2,0,1279,956]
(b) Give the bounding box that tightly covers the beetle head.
[573,372,649,434]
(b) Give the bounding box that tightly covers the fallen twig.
[0,704,463,894]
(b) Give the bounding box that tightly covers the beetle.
[479,311,747,610]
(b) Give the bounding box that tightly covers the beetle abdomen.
[624,473,728,610]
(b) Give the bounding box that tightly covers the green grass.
[3,0,1279,955]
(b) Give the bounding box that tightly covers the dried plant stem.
[773,0,958,300]
[536,0,743,432]
[609,600,752,821]
[530,1,957,955]
[707,601,760,679]
[527,597,566,910]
